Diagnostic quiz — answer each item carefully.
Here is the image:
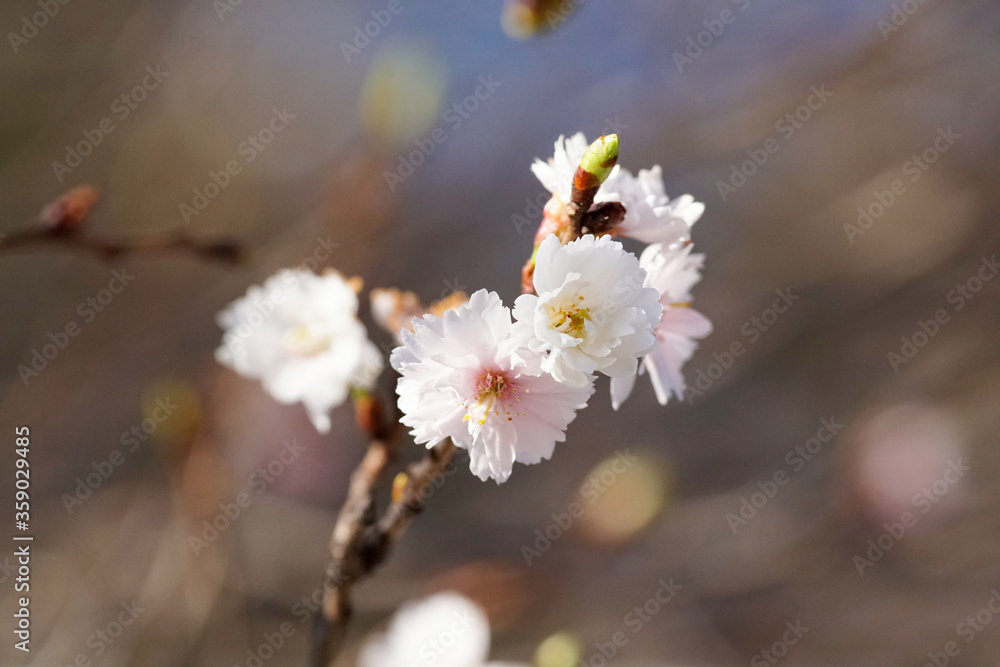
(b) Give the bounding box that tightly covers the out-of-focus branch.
[0,227,245,264]
[1,185,244,264]
[314,429,401,667]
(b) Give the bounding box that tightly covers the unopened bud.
[392,472,409,504]
[501,0,581,39]
[563,134,621,242]
[428,291,469,317]
[351,389,383,439]
[575,134,619,192]
[371,288,425,340]
[39,185,99,233]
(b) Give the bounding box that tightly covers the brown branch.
[563,135,619,240]
[368,438,457,554]
[314,430,400,666]
[563,167,601,240]
[313,436,457,667]
[5,185,244,264]
[314,135,615,665]
[0,227,244,264]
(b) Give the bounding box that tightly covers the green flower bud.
[574,134,619,192]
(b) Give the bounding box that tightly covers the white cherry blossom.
[391,289,593,483]
[513,234,662,389]
[215,269,383,432]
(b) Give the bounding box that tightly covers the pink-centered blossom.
[391,289,593,483]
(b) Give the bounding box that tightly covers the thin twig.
[314,432,400,666]
[563,180,598,240]
[562,134,619,240]
[0,228,244,264]
[313,436,457,667]
[313,135,615,666]
[367,439,458,558]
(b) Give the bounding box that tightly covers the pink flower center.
[462,370,526,426]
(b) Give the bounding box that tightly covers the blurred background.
[3,0,1000,665]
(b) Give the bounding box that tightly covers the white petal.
[605,163,703,246]
[644,308,713,405]
[358,593,491,667]
[610,373,637,411]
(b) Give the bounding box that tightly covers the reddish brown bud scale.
[580,201,626,237]
[39,185,99,233]
[572,167,602,194]
[521,135,623,289]
[391,473,409,504]
[353,393,384,440]
[521,259,535,294]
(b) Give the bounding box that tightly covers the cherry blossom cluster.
[215,132,711,483]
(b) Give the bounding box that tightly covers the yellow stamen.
[550,305,590,337]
